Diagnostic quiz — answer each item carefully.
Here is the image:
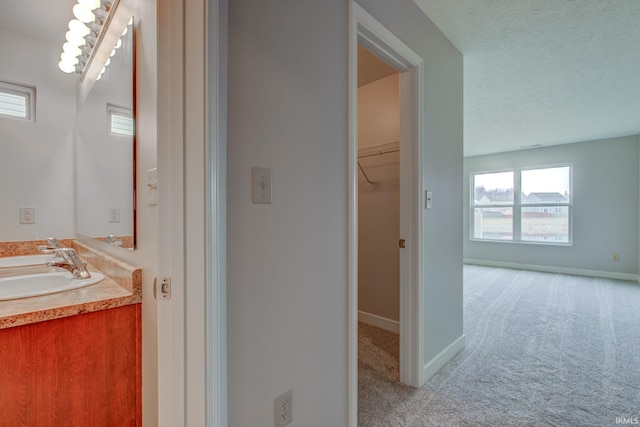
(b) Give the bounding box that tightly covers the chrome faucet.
[47,248,91,279]
[37,237,62,252]
[105,234,123,246]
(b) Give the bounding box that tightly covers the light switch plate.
[147,168,158,206]
[252,167,272,204]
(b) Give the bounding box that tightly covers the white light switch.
[147,168,158,206]
[252,167,272,204]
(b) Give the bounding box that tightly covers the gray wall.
[464,135,639,277]
[358,0,464,369]
[227,0,462,424]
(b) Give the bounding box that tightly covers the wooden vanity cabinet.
[0,304,141,427]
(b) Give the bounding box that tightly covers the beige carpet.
[358,265,640,426]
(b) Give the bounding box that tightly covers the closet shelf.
[357,141,400,185]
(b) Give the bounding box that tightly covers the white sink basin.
[0,254,56,268]
[0,271,105,300]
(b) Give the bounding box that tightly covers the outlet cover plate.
[274,389,292,427]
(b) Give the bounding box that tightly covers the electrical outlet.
[108,207,121,223]
[20,207,35,224]
[274,389,292,427]
[612,253,620,262]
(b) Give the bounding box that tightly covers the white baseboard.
[423,335,465,382]
[358,311,400,334]
[464,258,640,283]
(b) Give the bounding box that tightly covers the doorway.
[357,45,401,338]
[348,3,426,425]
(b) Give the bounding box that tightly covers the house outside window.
[472,165,571,244]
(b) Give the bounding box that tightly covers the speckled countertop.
[0,241,141,329]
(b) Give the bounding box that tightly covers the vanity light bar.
[57,0,116,74]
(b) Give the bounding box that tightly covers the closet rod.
[358,147,400,159]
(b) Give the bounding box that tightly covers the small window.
[107,104,134,137]
[0,81,36,122]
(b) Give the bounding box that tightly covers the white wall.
[358,73,400,324]
[358,0,464,373]
[227,0,462,424]
[0,28,76,241]
[227,0,348,425]
[358,73,400,148]
[464,135,639,278]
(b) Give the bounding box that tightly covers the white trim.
[347,4,358,426]
[464,258,640,282]
[157,0,186,423]
[358,311,400,333]
[349,4,425,425]
[422,335,465,381]
[205,0,227,426]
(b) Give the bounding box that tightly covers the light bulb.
[65,31,87,46]
[73,4,95,24]
[100,66,106,74]
[61,51,80,66]
[63,42,82,57]
[59,60,76,73]
[121,26,128,36]
[110,48,116,57]
[69,19,90,37]
[115,38,122,49]
[78,0,101,10]
[104,57,111,67]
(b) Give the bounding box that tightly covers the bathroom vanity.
[0,241,141,427]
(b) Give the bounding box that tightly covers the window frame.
[107,103,134,137]
[470,163,573,245]
[0,80,36,122]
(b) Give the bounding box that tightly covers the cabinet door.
[0,304,141,427]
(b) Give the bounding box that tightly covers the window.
[0,81,36,122]
[107,104,134,137]
[472,165,571,244]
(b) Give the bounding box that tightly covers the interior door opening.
[357,45,402,372]
[349,4,425,424]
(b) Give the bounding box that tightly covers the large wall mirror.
[76,16,136,249]
[0,1,136,250]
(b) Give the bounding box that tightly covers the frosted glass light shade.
[68,20,90,37]
[60,51,80,65]
[78,0,101,10]
[65,31,87,46]
[73,4,96,23]
[58,60,76,73]
[63,42,82,57]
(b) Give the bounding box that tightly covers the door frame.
[348,2,425,424]
[157,0,227,425]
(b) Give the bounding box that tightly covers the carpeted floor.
[358,265,640,426]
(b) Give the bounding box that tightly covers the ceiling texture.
[413,0,640,156]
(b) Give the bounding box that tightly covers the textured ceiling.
[413,0,640,156]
